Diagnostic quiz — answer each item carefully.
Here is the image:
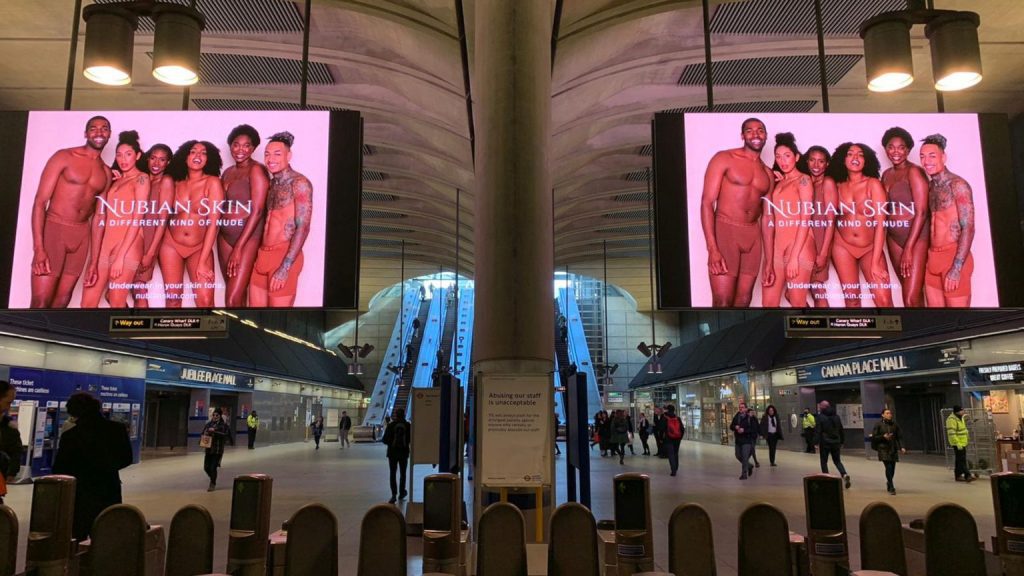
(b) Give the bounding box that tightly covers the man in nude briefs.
[249,132,312,308]
[700,118,775,307]
[920,134,975,307]
[30,116,113,308]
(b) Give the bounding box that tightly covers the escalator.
[391,299,432,417]
[438,289,459,368]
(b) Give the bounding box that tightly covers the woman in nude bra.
[160,140,224,308]
[762,133,815,308]
[880,127,929,307]
[81,131,149,308]
[827,143,893,308]
[219,125,269,308]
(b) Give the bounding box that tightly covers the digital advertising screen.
[653,112,1022,309]
[0,110,361,310]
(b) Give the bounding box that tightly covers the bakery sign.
[963,362,1024,387]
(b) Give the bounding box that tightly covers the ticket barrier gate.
[165,505,214,576]
[0,506,17,576]
[548,503,599,576]
[78,504,165,576]
[858,502,907,576]
[475,503,526,576]
[738,503,792,576]
[924,503,985,576]
[667,503,715,576]
[357,504,407,576]
[992,473,1024,576]
[422,474,468,576]
[605,473,670,576]
[803,474,849,576]
[226,474,273,576]
[282,504,337,576]
[25,476,76,576]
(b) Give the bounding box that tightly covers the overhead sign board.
[109,315,227,338]
[795,347,958,384]
[785,315,902,338]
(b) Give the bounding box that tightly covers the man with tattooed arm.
[920,134,974,307]
[249,131,312,307]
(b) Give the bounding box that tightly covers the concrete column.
[860,380,885,457]
[472,0,554,376]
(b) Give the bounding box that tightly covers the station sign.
[109,315,228,338]
[146,360,255,391]
[795,347,958,384]
[785,315,902,338]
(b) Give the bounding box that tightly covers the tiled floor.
[3,439,996,575]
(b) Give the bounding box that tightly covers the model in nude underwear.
[880,127,930,307]
[762,133,815,308]
[700,118,776,307]
[920,134,974,307]
[132,144,174,308]
[81,131,149,308]
[827,143,893,308]
[249,131,312,308]
[219,125,269,308]
[805,146,838,307]
[159,140,224,308]
[30,116,112,308]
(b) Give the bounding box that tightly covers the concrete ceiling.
[2,0,1022,314]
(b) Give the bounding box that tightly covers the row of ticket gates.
[0,472,1022,576]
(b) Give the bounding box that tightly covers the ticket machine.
[25,475,77,576]
[803,474,849,576]
[992,472,1024,576]
[422,473,463,576]
[226,474,273,576]
[613,473,654,575]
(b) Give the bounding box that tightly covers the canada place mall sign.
[796,348,958,384]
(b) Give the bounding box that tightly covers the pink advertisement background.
[684,113,998,308]
[9,110,330,308]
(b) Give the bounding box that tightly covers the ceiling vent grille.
[190,53,333,85]
[363,191,399,202]
[362,209,405,219]
[613,191,650,203]
[606,238,651,248]
[603,210,649,220]
[192,98,343,111]
[623,169,651,182]
[363,225,412,235]
[601,224,650,236]
[678,55,860,87]
[636,144,653,157]
[711,0,908,37]
[362,238,410,247]
[362,250,401,258]
[661,100,818,114]
[362,144,376,156]
[363,170,388,182]
[94,0,305,33]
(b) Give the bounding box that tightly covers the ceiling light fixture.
[859,7,982,93]
[81,1,205,87]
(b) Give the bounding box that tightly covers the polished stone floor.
[3,438,996,575]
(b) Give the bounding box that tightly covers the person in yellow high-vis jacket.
[246,411,259,450]
[801,408,817,453]
[945,405,973,482]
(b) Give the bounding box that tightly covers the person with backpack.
[610,410,630,465]
[658,404,685,476]
[382,407,412,504]
[730,402,759,480]
[815,400,851,489]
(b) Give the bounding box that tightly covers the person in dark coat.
[0,381,22,505]
[201,408,230,491]
[637,412,652,455]
[52,391,133,541]
[870,408,906,494]
[759,404,784,467]
[814,400,851,488]
[382,407,411,504]
[610,410,630,465]
[311,416,324,449]
[652,407,666,457]
[730,402,759,480]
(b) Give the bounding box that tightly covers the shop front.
[960,357,1024,472]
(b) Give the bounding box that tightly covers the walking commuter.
[590,411,604,452]
[412,317,421,340]
[599,410,613,457]
[747,407,761,468]
[200,408,230,491]
[946,405,974,482]
[637,412,652,455]
[658,404,684,476]
[815,400,851,488]
[801,408,817,453]
[311,416,324,449]
[0,381,22,506]
[625,412,636,455]
[870,409,906,494]
[339,410,352,448]
[246,410,259,449]
[610,410,630,465]
[731,402,758,480]
[52,392,133,540]
[759,405,784,466]
[653,407,666,458]
[553,413,561,455]
[382,407,411,503]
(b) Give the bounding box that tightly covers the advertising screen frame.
[652,111,1024,309]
